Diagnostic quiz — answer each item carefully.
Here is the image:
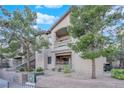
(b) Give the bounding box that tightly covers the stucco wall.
[35,52,43,69]
[35,49,54,69]
[72,51,106,77]
[0,70,27,84]
[51,14,70,48]
[35,49,48,69]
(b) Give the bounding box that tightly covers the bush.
[63,65,71,74]
[36,67,44,72]
[58,68,62,72]
[111,69,124,80]
[19,67,26,72]
[52,68,55,71]
[28,68,34,72]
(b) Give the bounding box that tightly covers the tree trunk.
[0,58,2,68]
[91,59,96,79]
[27,48,30,71]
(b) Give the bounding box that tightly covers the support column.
[69,57,72,69]
[35,49,47,69]
[51,53,56,68]
[42,49,48,69]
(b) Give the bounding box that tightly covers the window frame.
[48,57,52,64]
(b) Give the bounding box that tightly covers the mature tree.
[115,30,124,68]
[107,6,124,68]
[68,5,118,79]
[0,6,48,70]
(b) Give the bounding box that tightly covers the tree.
[107,6,124,68]
[0,6,48,70]
[68,6,116,79]
[116,30,124,68]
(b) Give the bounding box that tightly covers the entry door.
[63,58,69,64]
[63,57,72,69]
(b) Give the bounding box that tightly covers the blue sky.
[3,5,70,30]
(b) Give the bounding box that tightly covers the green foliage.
[102,45,117,57]
[63,65,71,74]
[19,67,26,72]
[18,67,34,72]
[68,6,119,79]
[28,68,34,72]
[0,6,49,69]
[36,67,44,72]
[69,6,111,38]
[9,41,20,52]
[0,35,20,58]
[111,69,124,80]
[35,36,49,51]
[68,6,112,60]
[115,31,124,67]
[0,6,37,59]
[52,68,55,71]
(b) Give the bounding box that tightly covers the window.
[48,57,51,64]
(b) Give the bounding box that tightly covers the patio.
[36,71,124,88]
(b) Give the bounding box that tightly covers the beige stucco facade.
[35,11,106,76]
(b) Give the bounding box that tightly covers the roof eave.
[49,9,71,32]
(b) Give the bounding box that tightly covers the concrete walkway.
[36,72,124,88]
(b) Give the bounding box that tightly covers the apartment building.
[35,10,106,76]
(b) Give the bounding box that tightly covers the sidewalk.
[36,71,124,88]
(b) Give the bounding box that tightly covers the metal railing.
[54,39,71,48]
[0,79,36,88]
[8,82,36,88]
[0,79,9,88]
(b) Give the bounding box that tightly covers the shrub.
[52,68,55,71]
[111,69,124,80]
[28,68,34,72]
[58,68,62,72]
[63,65,71,74]
[36,67,44,72]
[19,67,25,72]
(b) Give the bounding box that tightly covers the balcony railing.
[54,39,71,48]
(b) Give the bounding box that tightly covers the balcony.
[54,27,71,48]
[54,39,71,48]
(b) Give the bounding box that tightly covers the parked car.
[103,63,112,72]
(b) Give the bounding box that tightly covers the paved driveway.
[36,72,124,88]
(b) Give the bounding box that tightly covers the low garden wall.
[0,69,27,84]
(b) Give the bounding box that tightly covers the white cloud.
[35,5,43,9]
[36,12,59,25]
[31,25,39,30]
[35,5,63,9]
[44,5,63,8]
